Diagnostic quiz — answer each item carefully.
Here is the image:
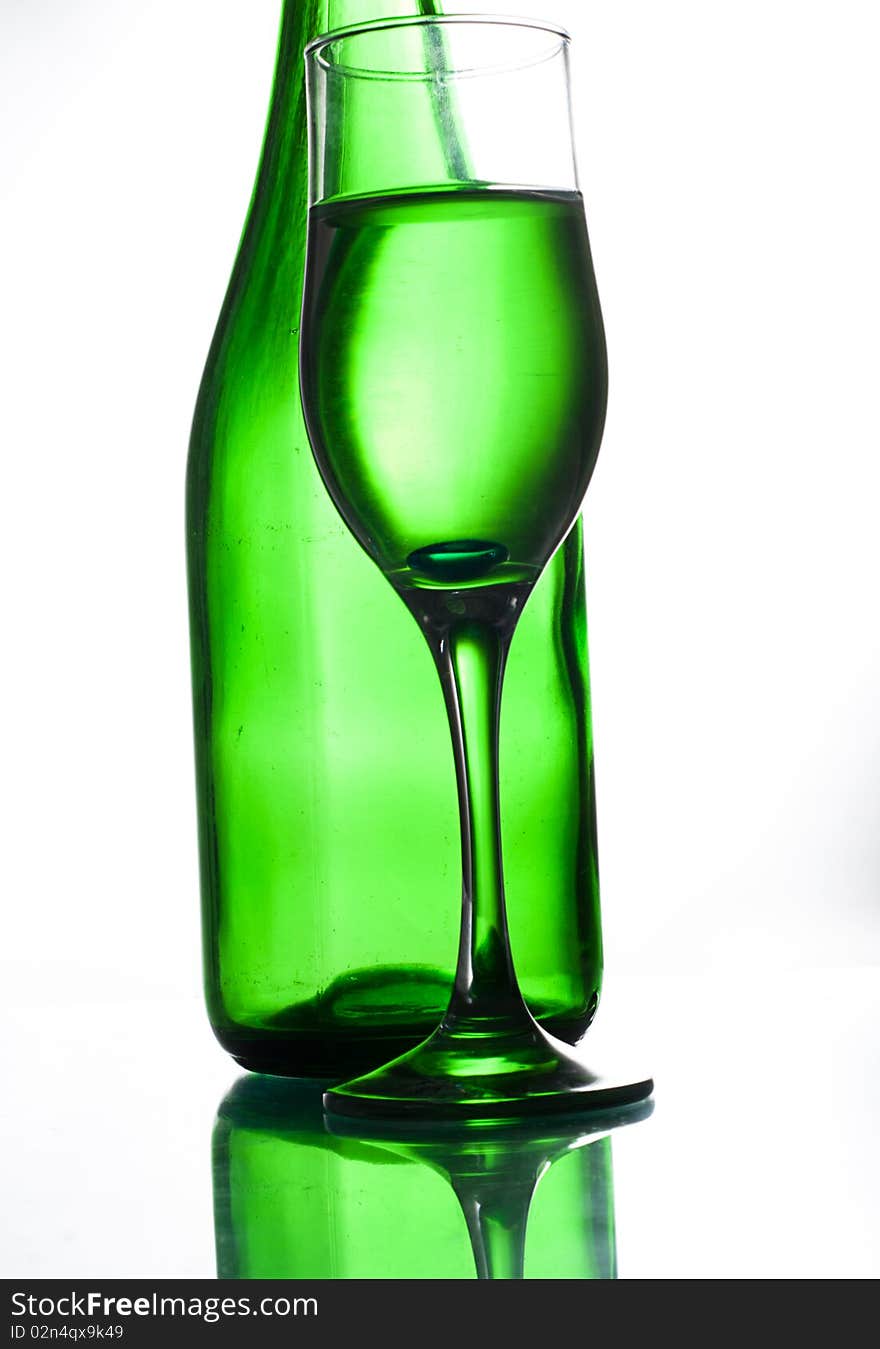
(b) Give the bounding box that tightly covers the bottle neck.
[230,2,447,318]
[260,1,445,201]
[278,0,443,53]
[325,0,442,30]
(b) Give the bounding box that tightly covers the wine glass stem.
[430,614,529,1033]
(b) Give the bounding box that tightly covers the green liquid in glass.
[302,187,606,588]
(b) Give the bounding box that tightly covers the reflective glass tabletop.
[4,970,878,1278]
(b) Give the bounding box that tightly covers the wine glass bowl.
[300,186,607,591]
[299,16,651,1123]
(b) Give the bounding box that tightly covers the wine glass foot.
[323,1017,653,1125]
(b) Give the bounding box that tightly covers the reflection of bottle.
[187,0,604,1079]
[213,1077,650,1278]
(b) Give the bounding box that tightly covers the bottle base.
[213,1008,597,1081]
[210,966,599,1079]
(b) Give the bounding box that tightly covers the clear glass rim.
[305,13,571,82]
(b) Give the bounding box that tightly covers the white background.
[2,0,879,1278]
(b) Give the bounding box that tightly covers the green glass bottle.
[186,0,604,1078]
[213,1077,622,1279]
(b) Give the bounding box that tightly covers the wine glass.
[300,15,652,1122]
[328,1101,653,1278]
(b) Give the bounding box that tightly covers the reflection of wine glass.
[300,16,652,1121]
[327,1104,653,1280]
[213,1077,652,1278]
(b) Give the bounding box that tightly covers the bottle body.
[187,0,603,1078]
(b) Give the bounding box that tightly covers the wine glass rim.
[305,13,571,81]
